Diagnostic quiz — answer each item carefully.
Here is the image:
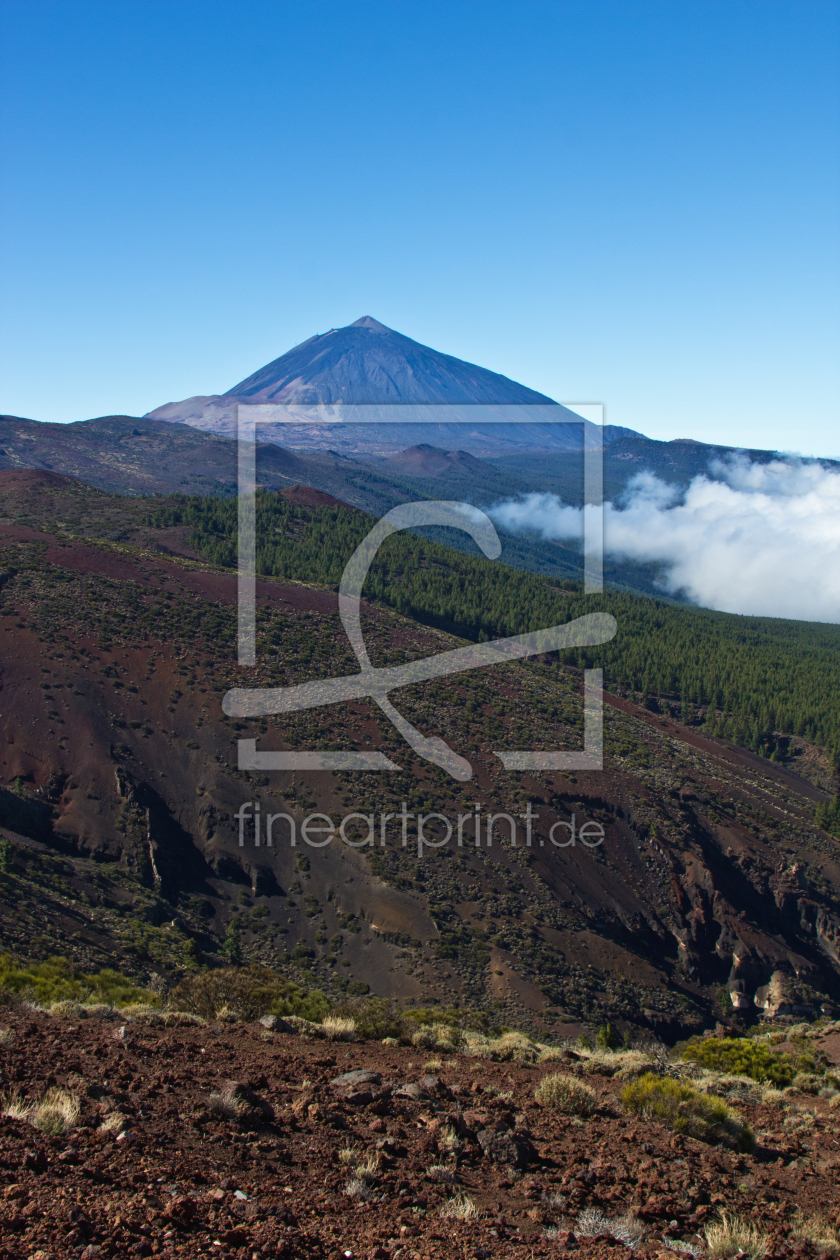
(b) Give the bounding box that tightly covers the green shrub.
[330,996,405,1041]
[169,965,329,1023]
[596,1022,621,1051]
[681,1036,796,1086]
[0,955,153,1008]
[622,1074,754,1151]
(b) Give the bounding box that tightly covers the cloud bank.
[489,456,840,622]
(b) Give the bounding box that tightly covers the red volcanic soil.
[280,485,359,512]
[0,1009,833,1260]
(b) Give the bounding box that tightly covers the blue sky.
[0,0,838,456]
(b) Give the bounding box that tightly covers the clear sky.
[1,0,838,456]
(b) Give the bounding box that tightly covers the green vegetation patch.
[621,1073,754,1151]
[0,954,153,1007]
[681,1035,827,1087]
[169,965,329,1023]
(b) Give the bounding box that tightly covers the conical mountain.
[146,316,640,453]
[224,316,556,406]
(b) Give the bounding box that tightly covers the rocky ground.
[1,1009,839,1260]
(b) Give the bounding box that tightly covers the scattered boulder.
[476,1126,536,1168]
[394,1082,430,1101]
[331,1069,382,1088]
[259,1014,294,1033]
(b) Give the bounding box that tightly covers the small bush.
[328,996,404,1041]
[622,1074,754,1151]
[535,1073,597,1115]
[595,1022,621,1051]
[170,966,329,1023]
[791,1071,823,1095]
[704,1211,768,1259]
[682,1036,795,1086]
[427,1164,457,1183]
[48,1000,88,1018]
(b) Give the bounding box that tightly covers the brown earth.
[0,1009,838,1260]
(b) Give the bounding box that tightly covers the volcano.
[146,316,643,455]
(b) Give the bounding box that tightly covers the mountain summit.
[147,315,556,416]
[146,316,642,453]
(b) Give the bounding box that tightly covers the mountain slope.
[2,473,839,1038]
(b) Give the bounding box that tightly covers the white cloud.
[489,456,840,623]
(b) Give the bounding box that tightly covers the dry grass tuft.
[80,1002,117,1019]
[791,1210,840,1255]
[353,1153,380,1183]
[703,1211,769,1259]
[32,1088,81,1135]
[534,1072,597,1115]
[427,1164,457,1184]
[576,1208,647,1249]
[207,1092,240,1122]
[578,1048,655,1079]
[3,1087,80,1135]
[438,1125,461,1153]
[439,1194,479,1220]
[321,1015,357,1042]
[536,1044,569,1063]
[2,1090,33,1121]
[423,1058,443,1071]
[338,1143,360,1166]
[344,1177,371,1200]
[98,1111,129,1135]
[162,1010,204,1027]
